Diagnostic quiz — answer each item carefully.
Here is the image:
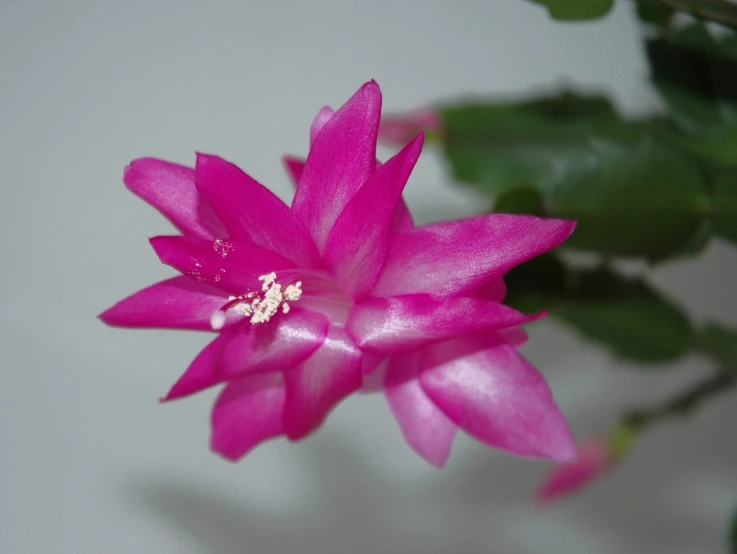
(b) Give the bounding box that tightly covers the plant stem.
[625,370,736,431]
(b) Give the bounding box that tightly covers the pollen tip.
[210,311,226,331]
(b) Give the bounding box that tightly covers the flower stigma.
[210,272,302,330]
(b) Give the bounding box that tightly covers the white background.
[2,1,737,552]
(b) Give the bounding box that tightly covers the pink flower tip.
[379,107,443,146]
[536,437,616,504]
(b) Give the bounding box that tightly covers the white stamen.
[210,310,227,331]
[210,272,303,329]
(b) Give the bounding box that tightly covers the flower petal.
[372,214,576,297]
[385,352,457,468]
[194,154,321,268]
[123,158,227,239]
[211,373,286,461]
[476,278,507,302]
[420,333,576,462]
[283,156,304,189]
[347,294,542,355]
[282,326,363,440]
[99,276,228,331]
[292,81,382,251]
[391,199,415,234]
[310,106,335,144]
[149,235,295,295]
[537,438,614,503]
[323,134,423,298]
[164,309,329,400]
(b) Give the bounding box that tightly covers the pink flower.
[100,81,577,465]
[378,107,443,146]
[536,437,616,502]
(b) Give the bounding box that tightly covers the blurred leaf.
[506,262,693,363]
[552,268,693,362]
[441,92,623,196]
[697,323,737,373]
[504,254,570,314]
[731,505,737,553]
[440,93,713,259]
[637,1,674,24]
[712,171,737,243]
[658,0,737,29]
[493,188,545,215]
[656,217,715,261]
[540,135,711,258]
[526,0,614,20]
[646,23,737,165]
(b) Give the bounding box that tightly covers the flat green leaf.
[440,92,623,196]
[713,171,737,243]
[506,262,693,363]
[553,269,693,363]
[541,136,712,258]
[526,0,614,20]
[696,323,737,373]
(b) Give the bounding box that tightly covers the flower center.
[210,272,302,330]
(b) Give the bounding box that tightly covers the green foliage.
[656,0,737,29]
[505,259,693,362]
[525,0,614,20]
[696,323,737,373]
[442,92,713,259]
[539,135,711,258]
[731,505,737,553]
[636,1,674,24]
[646,24,737,166]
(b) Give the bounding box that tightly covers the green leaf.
[553,269,693,362]
[658,0,737,29]
[712,170,737,244]
[492,188,545,216]
[646,24,737,166]
[540,135,712,258]
[505,261,693,363]
[526,0,614,20]
[731,505,737,553]
[696,323,737,372]
[440,92,623,196]
[636,1,674,24]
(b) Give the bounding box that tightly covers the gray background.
[2,0,737,552]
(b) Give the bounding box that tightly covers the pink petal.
[211,373,286,461]
[537,438,615,502]
[149,235,295,295]
[194,154,321,268]
[494,327,529,348]
[310,106,335,144]
[391,199,415,234]
[283,156,304,188]
[323,135,424,298]
[372,214,576,297]
[475,278,507,302]
[379,108,443,146]
[385,352,458,467]
[164,309,329,400]
[292,81,382,252]
[123,158,227,239]
[282,326,363,440]
[347,294,542,355]
[360,357,388,392]
[99,276,228,331]
[420,333,576,462]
